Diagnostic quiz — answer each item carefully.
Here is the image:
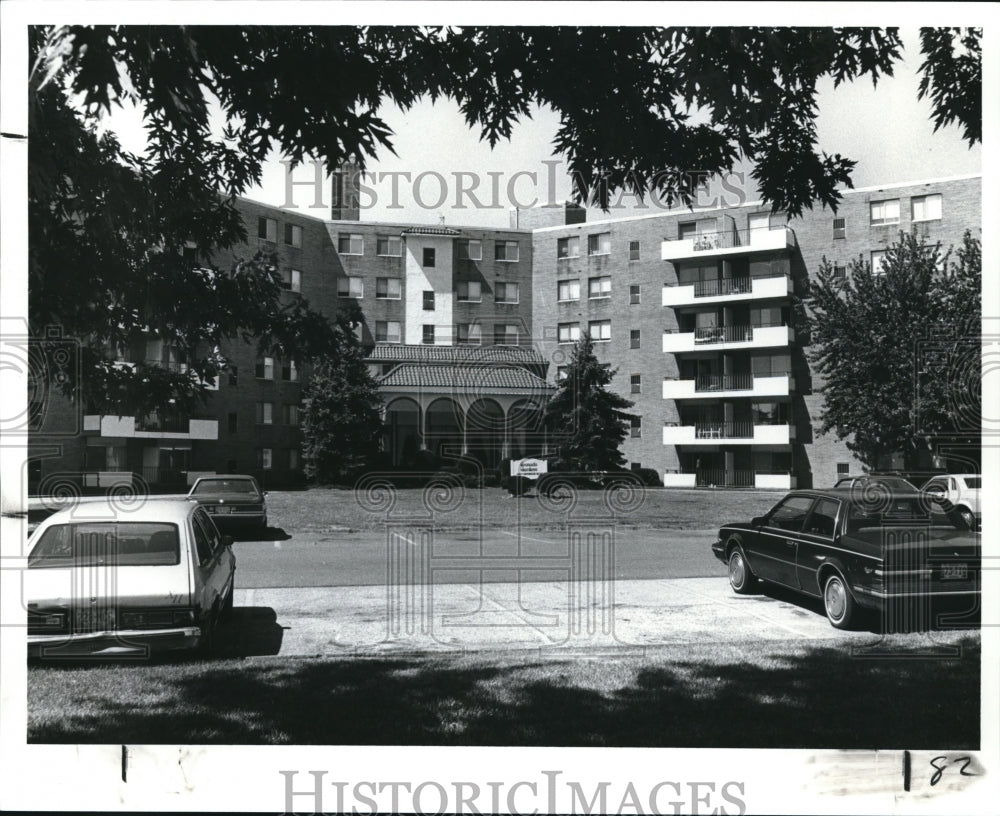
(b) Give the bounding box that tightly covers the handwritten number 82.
[930,755,977,786]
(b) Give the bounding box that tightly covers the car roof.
[787,487,925,500]
[35,497,198,527]
[192,475,258,484]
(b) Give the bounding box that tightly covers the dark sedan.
[187,475,268,530]
[712,488,980,629]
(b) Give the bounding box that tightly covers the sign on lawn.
[510,458,548,479]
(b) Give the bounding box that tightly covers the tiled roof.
[378,364,555,392]
[400,226,461,236]
[366,343,547,366]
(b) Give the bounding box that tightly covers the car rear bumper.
[852,584,980,610]
[28,626,203,658]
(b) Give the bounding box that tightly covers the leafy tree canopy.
[805,230,981,470]
[543,334,635,471]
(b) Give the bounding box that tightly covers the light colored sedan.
[26,499,235,658]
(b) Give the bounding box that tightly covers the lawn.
[265,486,785,534]
[28,631,980,747]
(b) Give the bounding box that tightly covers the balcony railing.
[693,277,752,298]
[694,421,756,439]
[694,373,753,392]
[693,325,753,344]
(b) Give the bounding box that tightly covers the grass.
[266,486,785,534]
[29,631,979,747]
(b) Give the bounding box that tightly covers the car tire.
[957,507,976,531]
[823,573,856,629]
[728,546,758,594]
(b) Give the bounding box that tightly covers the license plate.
[942,564,968,580]
[216,506,231,514]
[75,608,115,632]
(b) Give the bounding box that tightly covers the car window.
[191,478,259,496]
[193,510,222,554]
[191,515,215,565]
[766,496,814,532]
[28,523,180,568]
[803,498,840,538]
[963,476,981,489]
[845,496,964,532]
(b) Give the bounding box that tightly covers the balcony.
[662,422,794,446]
[662,374,793,400]
[661,225,796,263]
[83,415,219,440]
[662,272,792,307]
[662,324,793,353]
[662,471,796,489]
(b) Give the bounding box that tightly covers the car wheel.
[958,507,976,530]
[728,546,758,594]
[823,573,856,629]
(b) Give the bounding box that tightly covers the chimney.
[331,162,361,221]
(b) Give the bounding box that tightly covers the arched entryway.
[507,399,546,460]
[384,397,421,466]
[465,397,505,469]
[425,397,464,460]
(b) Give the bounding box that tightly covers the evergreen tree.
[543,334,636,471]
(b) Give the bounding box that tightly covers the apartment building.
[27,173,980,492]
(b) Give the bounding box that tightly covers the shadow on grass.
[29,634,979,748]
[229,525,292,542]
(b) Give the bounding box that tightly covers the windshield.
[962,477,981,489]
[191,478,259,496]
[29,523,181,568]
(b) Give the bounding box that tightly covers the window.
[556,366,569,381]
[630,374,641,394]
[833,217,846,240]
[837,462,851,476]
[557,236,580,259]
[630,416,642,438]
[588,232,611,256]
[678,222,696,239]
[337,276,364,298]
[629,284,641,305]
[375,320,402,344]
[495,240,520,262]
[280,268,302,293]
[228,367,238,387]
[630,329,641,349]
[256,401,273,425]
[869,199,900,226]
[284,223,303,247]
[338,233,364,255]
[227,412,238,434]
[289,449,300,471]
[804,498,840,538]
[257,217,277,242]
[833,264,847,281]
[557,279,580,301]
[495,282,519,304]
[589,320,611,342]
[629,241,640,261]
[767,495,814,532]
[460,239,482,261]
[457,323,482,345]
[423,290,435,311]
[495,324,519,345]
[422,325,435,345]
[376,277,401,299]
[377,235,402,256]
[284,405,300,426]
[588,276,611,299]
[911,193,942,222]
[871,250,887,275]
[422,247,436,267]
[558,323,580,344]
[256,357,274,380]
[281,360,298,382]
[457,280,482,302]
[257,448,273,470]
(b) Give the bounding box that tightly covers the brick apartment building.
[27,171,981,492]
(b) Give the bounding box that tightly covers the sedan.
[26,499,235,657]
[187,474,268,530]
[712,488,980,629]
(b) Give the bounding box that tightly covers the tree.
[543,334,636,471]
[300,303,384,484]
[805,230,981,470]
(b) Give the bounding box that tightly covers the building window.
[630,462,642,471]
[284,223,303,247]
[495,240,520,262]
[227,412,238,434]
[588,232,611,256]
[338,233,364,255]
[337,276,364,298]
[457,323,482,345]
[281,360,298,382]
[289,449,300,471]
[678,221,696,239]
[869,199,900,226]
[257,217,277,242]
[460,239,482,261]
[630,374,641,394]
[588,276,611,299]
[629,284,641,305]
[422,325,435,345]
[630,416,642,438]
[423,290,435,311]
[557,279,580,301]
[833,217,846,240]
[280,268,302,293]
[558,323,580,344]
[457,280,482,302]
[228,366,238,387]
[284,404,300,426]
[630,329,641,349]
[837,462,851,476]
[833,264,847,282]
[556,365,569,382]
[589,320,611,342]
[495,324,519,345]
[422,247,436,267]
[375,320,402,344]
[911,193,942,222]
[871,250,887,275]
[377,235,402,257]
[256,357,274,380]
[557,236,580,259]
[629,241,640,261]
[495,282,519,304]
[256,402,273,425]
[375,277,401,299]
[257,448,273,470]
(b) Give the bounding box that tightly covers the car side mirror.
[221,534,234,549]
[751,516,766,527]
